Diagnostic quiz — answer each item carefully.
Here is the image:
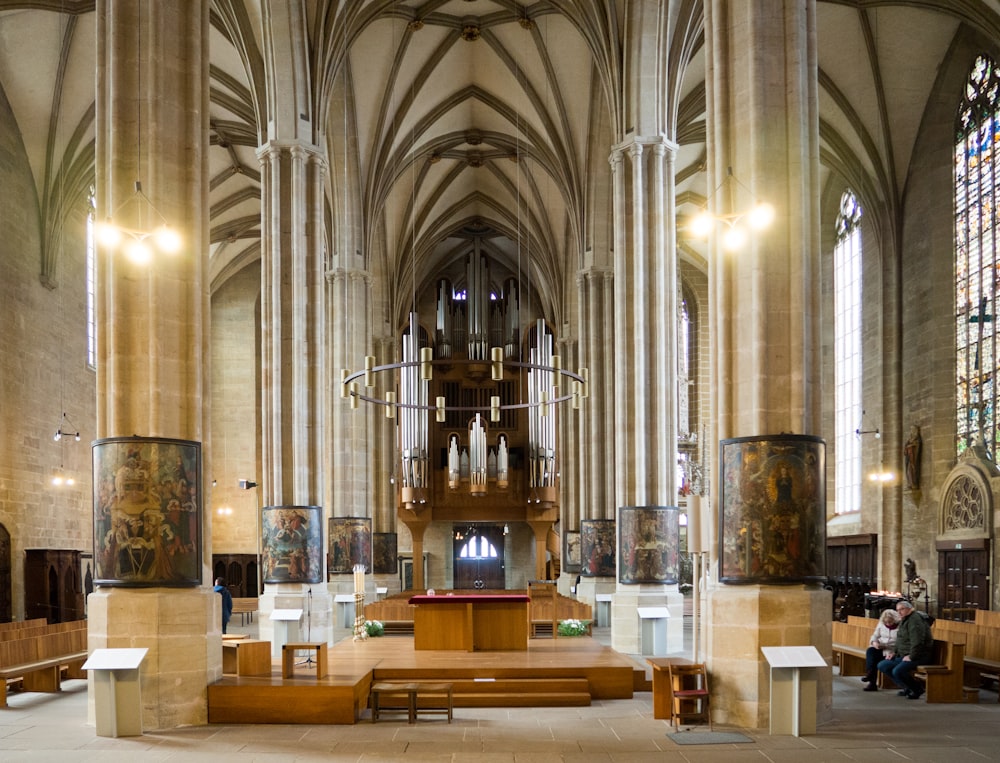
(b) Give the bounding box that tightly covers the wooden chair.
[668,662,711,729]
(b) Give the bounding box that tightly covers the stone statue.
[904,425,922,489]
[904,557,917,583]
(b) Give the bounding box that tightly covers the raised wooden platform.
[208,633,638,724]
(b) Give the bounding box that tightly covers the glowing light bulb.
[722,225,747,251]
[124,238,153,264]
[748,202,775,230]
[153,225,182,253]
[688,210,714,238]
[95,219,122,248]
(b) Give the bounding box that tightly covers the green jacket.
[894,611,933,663]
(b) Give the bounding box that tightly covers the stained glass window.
[956,55,1000,456]
[834,190,862,513]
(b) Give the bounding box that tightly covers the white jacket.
[869,621,899,657]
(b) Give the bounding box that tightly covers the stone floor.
[1,619,999,762]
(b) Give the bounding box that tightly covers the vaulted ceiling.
[2,1,998,323]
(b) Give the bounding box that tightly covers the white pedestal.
[269,609,303,662]
[334,594,356,627]
[761,646,826,736]
[637,606,670,656]
[595,593,612,627]
[82,648,148,738]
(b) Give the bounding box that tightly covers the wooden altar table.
[408,594,529,651]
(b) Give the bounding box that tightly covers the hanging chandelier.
[687,166,774,251]
[341,315,587,505]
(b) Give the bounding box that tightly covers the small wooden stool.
[281,641,328,678]
[370,682,418,723]
[414,682,453,722]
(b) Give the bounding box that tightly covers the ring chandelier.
[341,355,589,420]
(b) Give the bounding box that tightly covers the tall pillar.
[91,0,214,731]
[575,269,615,608]
[609,136,683,655]
[704,0,830,729]
[256,140,331,647]
[252,0,333,644]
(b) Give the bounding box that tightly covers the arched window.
[834,190,862,514]
[956,55,1000,456]
[458,533,498,559]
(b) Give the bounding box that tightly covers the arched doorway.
[453,524,505,589]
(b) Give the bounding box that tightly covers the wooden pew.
[0,621,88,707]
[231,598,258,626]
[915,638,978,703]
[0,619,47,634]
[831,620,873,677]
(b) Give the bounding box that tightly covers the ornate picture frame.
[92,436,202,587]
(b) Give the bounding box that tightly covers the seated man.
[877,599,933,699]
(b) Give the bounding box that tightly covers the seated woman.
[862,608,900,691]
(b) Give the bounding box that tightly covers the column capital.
[609,134,679,164]
[256,139,326,164]
[325,266,372,288]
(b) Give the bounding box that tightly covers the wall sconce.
[687,166,775,251]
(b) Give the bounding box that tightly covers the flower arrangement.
[557,618,591,637]
[364,619,385,637]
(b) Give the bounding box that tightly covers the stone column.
[704,0,830,729]
[256,140,332,647]
[575,269,615,609]
[609,136,682,655]
[91,0,214,731]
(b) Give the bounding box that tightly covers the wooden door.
[0,524,10,622]
[453,525,505,589]
[937,544,989,619]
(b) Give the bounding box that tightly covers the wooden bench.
[369,681,453,723]
[832,619,900,689]
[0,623,88,708]
[914,638,978,703]
[231,598,257,626]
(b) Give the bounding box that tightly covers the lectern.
[761,645,827,736]
[82,647,148,737]
[269,608,302,661]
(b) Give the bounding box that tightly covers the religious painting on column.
[261,505,323,584]
[92,436,201,586]
[328,517,372,575]
[580,519,616,577]
[564,530,581,572]
[618,506,679,584]
[372,532,397,574]
[718,434,826,584]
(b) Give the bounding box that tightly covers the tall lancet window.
[834,190,862,514]
[956,55,1000,457]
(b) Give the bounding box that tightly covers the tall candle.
[687,496,702,553]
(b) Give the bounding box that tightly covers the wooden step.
[441,677,592,707]
[448,677,590,695]
[454,692,591,707]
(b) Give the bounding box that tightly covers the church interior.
[3,0,1000,742]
